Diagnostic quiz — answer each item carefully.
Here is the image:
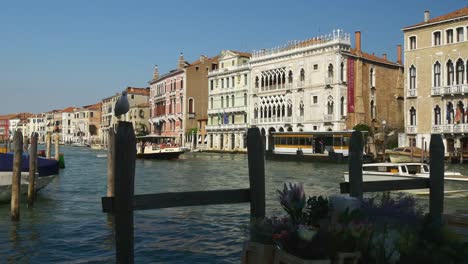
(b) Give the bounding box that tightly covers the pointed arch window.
[434,62,441,87]
[226,96,229,107]
[340,97,345,116]
[244,93,247,106]
[231,95,235,107]
[409,66,416,89]
[446,102,454,124]
[456,59,465,84]
[328,64,334,78]
[188,98,194,113]
[370,100,376,119]
[434,105,441,125]
[300,68,305,81]
[288,71,293,83]
[255,76,259,88]
[340,62,345,82]
[221,96,224,108]
[456,101,465,124]
[370,68,375,87]
[210,97,213,109]
[447,60,454,85]
[327,96,334,115]
[409,107,416,126]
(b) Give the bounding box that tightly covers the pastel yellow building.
[402,7,468,158]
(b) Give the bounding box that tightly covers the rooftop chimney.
[382,54,387,60]
[424,10,430,22]
[153,65,159,80]
[200,55,206,63]
[177,52,185,69]
[397,45,402,64]
[355,31,361,52]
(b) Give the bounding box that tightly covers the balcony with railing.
[406,125,417,134]
[250,116,294,124]
[407,89,417,98]
[207,106,247,115]
[188,113,195,119]
[206,123,248,131]
[432,124,468,133]
[431,84,468,96]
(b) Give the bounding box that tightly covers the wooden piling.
[11,131,23,221]
[429,134,444,223]
[46,132,51,159]
[54,133,60,160]
[348,131,363,199]
[107,129,115,197]
[28,133,38,207]
[113,122,136,264]
[247,128,265,220]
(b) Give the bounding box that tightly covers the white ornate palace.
[249,30,351,149]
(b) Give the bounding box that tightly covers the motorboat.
[0,153,59,201]
[136,135,185,159]
[386,147,428,163]
[343,162,468,193]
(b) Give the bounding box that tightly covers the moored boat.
[0,153,59,201]
[136,135,185,159]
[343,162,468,193]
[386,147,428,163]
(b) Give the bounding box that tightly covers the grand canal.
[0,146,467,263]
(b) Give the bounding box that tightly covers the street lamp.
[382,120,387,162]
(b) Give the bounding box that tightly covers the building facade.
[347,32,405,134]
[206,50,251,152]
[100,87,149,146]
[250,30,352,150]
[26,114,46,143]
[402,8,468,156]
[149,54,218,147]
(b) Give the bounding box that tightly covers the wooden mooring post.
[107,129,115,198]
[28,133,38,207]
[340,132,444,222]
[46,132,51,159]
[54,133,60,161]
[101,127,265,263]
[11,131,23,221]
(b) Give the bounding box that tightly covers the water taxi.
[136,135,185,159]
[343,162,468,193]
[386,147,428,163]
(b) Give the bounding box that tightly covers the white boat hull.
[344,172,468,193]
[0,172,57,201]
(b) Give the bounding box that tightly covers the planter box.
[241,241,276,264]
[273,248,331,264]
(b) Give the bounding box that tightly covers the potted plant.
[272,183,333,263]
[242,216,290,264]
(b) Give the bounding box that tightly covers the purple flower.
[278,182,306,225]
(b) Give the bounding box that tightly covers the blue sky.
[0,0,466,114]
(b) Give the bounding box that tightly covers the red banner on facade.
[347,58,355,113]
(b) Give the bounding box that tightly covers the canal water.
[0,146,467,263]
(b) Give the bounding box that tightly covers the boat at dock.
[386,147,428,163]
[0,153,59,201]
[343,162,468,193]
[136,135,185,159]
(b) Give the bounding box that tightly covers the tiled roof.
[403,7,468,30]
[189,55,220,66]
[229,50,252,58]
[61,106,76,113]
[126,87,150,96]
[349,48,401,66]
[84,102,102,110]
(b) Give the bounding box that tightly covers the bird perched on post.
[114,90,129,120]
